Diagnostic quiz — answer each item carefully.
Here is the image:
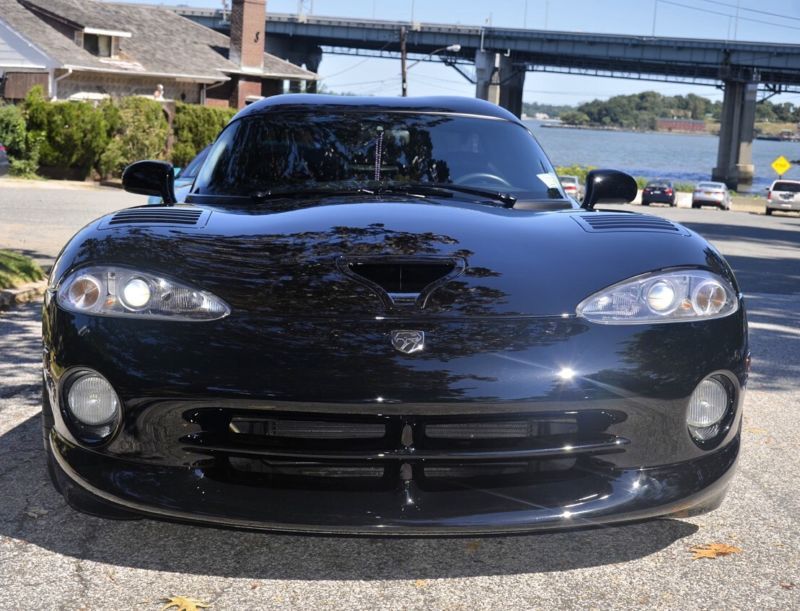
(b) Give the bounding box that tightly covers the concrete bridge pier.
[474,50,525,118]
[712,79,758,189]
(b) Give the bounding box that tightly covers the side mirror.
[122,160,176,205]
[581,169,638,210]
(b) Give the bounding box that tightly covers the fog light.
[687,377,730,441]
[67,373,120,427]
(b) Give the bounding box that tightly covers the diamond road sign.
[771,155,792,176]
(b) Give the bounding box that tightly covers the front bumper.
[49,429,739,534]
[43,298,748,533]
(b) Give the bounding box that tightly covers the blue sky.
[108,0,800,106]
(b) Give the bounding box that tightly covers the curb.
[0,280,47,310]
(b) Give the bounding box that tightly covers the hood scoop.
[339,256,465,308]
[574,213,686,234]
[101,206,209,229]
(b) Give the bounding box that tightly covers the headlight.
[56,266,230,321]
[576,269,738,324]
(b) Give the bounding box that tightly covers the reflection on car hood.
[55,199,732,318]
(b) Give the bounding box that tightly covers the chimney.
[230,0,266,71]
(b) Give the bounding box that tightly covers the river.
[525,121,800,192]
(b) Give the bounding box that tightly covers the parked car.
[147,145,211,205]
[558,174,583,200]
[765,179,800,216]
[692,181,731,210]
[641,180,676,206]
[44,95,747,534]
[0,143,9,177]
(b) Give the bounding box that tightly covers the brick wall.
[230,0,266,70]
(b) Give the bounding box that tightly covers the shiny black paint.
[582,169,639,209]
[43,96,748,533]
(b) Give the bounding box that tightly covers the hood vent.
[103,207,208,228]
[574,213,685,234]
[339,257,465,308]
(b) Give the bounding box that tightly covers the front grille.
[181,409,628,490]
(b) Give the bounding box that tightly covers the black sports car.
[43,95,748,534]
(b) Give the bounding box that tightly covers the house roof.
[0,0,316,82]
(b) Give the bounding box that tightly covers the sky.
[107,0,800,107]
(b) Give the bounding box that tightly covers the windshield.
[646,182,670,188]
[194,112,564,201]
[180,145,211,180]
[697,182,724,190]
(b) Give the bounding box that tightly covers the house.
[0,0,317,108]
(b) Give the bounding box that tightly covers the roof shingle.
[0,0,316,81]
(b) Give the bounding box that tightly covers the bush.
[171,102,235,167]
[39,101,109,178]
[555,164,596,183]
[0,103,27,158]
[99,97,169,177]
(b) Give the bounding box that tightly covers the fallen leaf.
[745,427,768,435]
[250,582,260,590]
[465,541,481,554]
[25,507,48,519]
[414,579,428,589]
[780,582,795,590]
[161,596,210,611]
[689,543,742,560]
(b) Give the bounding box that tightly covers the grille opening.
[108,207,204,226]
[229,417,386,440]
[347,261,456,293]
[576,213,681,233]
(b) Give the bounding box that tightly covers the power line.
[697,0,800,23]
[658,0,800,31]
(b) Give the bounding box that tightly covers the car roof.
[233,94,522,123]
[771,179,800,185]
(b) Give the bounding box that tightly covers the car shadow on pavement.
[0,415,699,580]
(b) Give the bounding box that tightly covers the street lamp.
[399,30,461,97]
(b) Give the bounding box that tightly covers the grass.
[0,250,45,289]
[556,165,696,192]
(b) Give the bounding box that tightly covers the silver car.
[692,181,731,210]
[766,179,800,216]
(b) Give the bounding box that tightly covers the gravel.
[0,187,798,610]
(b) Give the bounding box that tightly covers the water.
[525,121,800,192]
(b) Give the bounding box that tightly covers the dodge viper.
[42,95,748,534]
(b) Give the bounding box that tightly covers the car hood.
[54,199,733,318]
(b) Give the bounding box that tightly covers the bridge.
[176,8,800,189]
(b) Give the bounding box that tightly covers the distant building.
[0,0,316,108]
[655,118,707,133]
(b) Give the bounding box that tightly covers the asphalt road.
[0,184,799,610]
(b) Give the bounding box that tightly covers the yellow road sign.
[771,155,792,176]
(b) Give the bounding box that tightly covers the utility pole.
[733,0,740,40]
[651,0,658,37]
[400,26,408,97]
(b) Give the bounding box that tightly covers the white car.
[766,179,800,216]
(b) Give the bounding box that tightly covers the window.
[83,33,112,57]
[194,112,565,203]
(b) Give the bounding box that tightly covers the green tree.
[0,103,27,159]
[560,110,590,126]
[99,97,169,177]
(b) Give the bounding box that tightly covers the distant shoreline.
[531,122,714,137]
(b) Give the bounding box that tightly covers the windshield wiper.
[382,183,516,208]
[250,186,375,202]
